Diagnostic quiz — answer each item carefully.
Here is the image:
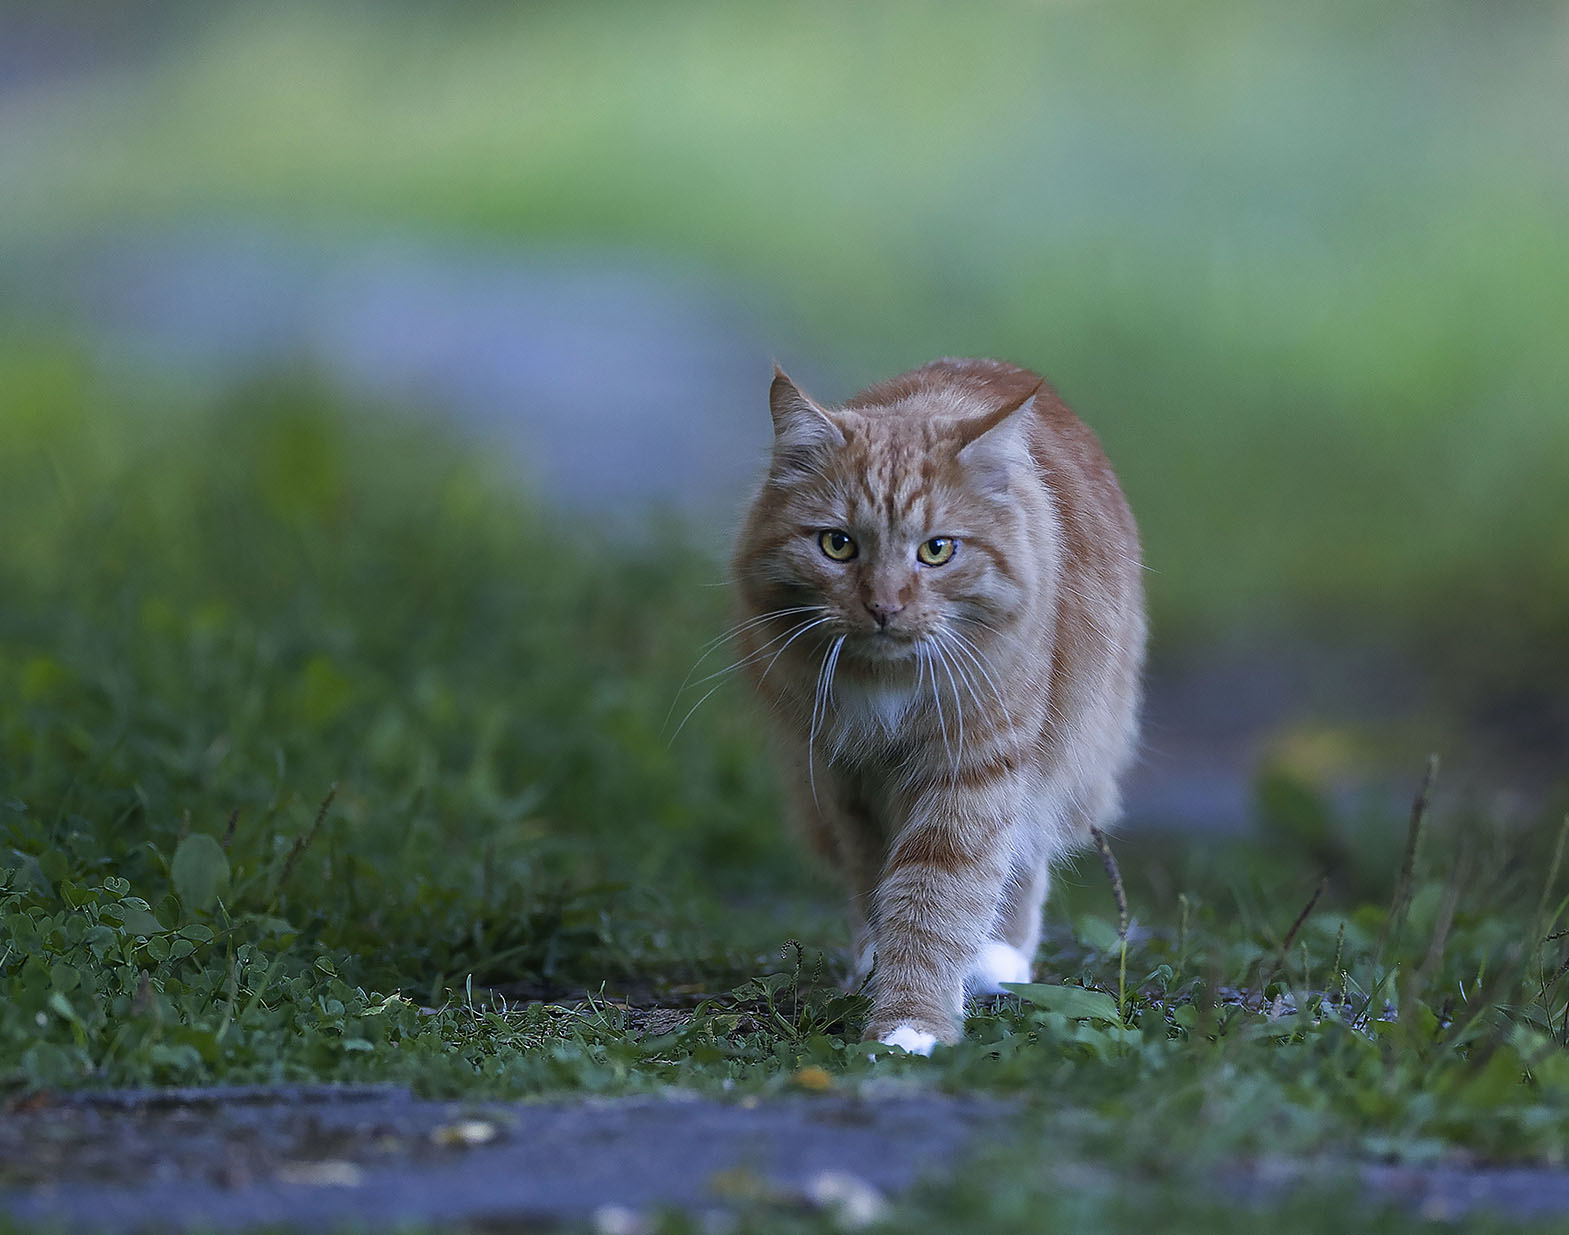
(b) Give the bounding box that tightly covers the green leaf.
[1004,982,1122,1023]
[58,880,95,909]
[171,834,230,911]
[119,904,165,937]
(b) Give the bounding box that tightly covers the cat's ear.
[954,382,1040,491]
[953,382,1040,450]
[768,365,845,474]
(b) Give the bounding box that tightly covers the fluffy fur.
[731,357,1146,1050]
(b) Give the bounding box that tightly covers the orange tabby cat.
[731,357,1146,1053]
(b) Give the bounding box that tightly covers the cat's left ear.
[954,383,1040,489]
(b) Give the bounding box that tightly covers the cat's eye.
[818,529,858,561]
[917,537,956,566]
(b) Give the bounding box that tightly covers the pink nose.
[865,601,903,628]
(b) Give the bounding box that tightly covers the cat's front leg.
[965,855,1050,994]
[863,789,1016,1053]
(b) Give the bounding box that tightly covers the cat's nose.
[865,600,904,628]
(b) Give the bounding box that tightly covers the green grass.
[4,360,1569,1231]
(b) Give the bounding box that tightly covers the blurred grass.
[3,1,1567,741]
[0,340,809,996]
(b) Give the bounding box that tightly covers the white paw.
[966,940,1032,995]
[879,1024,937,1056]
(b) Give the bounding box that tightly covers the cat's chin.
[845,632,923,663]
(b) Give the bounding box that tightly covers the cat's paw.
[966,940,1032,995]
[877,1024,937,1056]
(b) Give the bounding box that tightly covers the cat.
[730,357,1146,1053]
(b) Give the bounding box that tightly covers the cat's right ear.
[768,366,845,475]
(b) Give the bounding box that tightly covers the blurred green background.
[3,0,1567,806]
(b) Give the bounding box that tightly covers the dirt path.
[3,1086,999,1230]
[10,1086,1569,1229]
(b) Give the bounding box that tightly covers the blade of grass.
[1089,826,1129,1022]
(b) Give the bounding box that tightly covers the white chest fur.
[828,677,922,750]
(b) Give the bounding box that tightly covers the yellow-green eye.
[818,529,857,561]
[917,537,956,566]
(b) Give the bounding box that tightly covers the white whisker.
[807,634,847,807]
[932,638,966,778]
[665,612,832,742]
[757,615,838,684]
[664,605,824,727]
[825,636,845,707]
[933,629,985,718]
[942,626,1025,759]
[666,679,729,746]
[922,645,954,780]
[697,605,823,658]
[942,628,1008,713]
[956,624,1090,788]
[682,613,827,693]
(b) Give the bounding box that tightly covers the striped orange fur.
[731,358,1146,1051]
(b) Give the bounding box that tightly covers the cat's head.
[734,367,1051,667]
